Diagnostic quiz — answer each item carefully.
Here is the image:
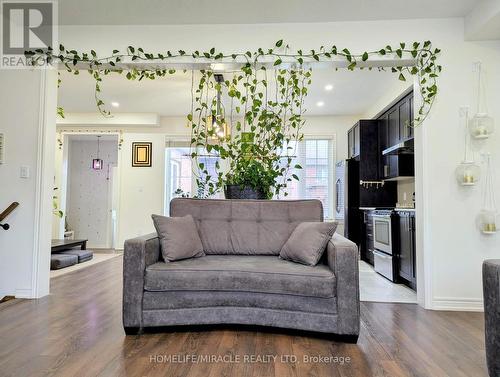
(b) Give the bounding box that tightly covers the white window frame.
[164,134,337,219]
[297,134,336,220]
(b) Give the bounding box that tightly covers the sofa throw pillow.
[279,222,337,266]
[151,214,205,262]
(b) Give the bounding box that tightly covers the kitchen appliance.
[372,209,397,281]
[382,138,414,155]
[335,159,360,245]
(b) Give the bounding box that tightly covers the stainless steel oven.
[373,211,393,254]
[372,210,396,281]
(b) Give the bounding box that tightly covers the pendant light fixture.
[455,107,480,186]
[92,135,103,170]
[479,154,498,235]
[469,62,494,139]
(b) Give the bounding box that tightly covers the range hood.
[382,138,414,156]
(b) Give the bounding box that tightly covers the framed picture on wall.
[132,142,152,167]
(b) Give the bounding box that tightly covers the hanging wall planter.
[479,154,498,235]
[469,113,494,139]
[456,161,481,186]
[456,108,480,186]
[469,62,495,140]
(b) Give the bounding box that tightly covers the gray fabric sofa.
[123,198,360,340]
[483,259,500,377]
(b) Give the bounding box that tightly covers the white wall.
[58,18,500,310]
[0,70,56,299]
[66,139,118,248]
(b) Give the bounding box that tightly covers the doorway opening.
[51,133,121,278]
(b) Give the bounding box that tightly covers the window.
[164,138,334,219]
[164,144,220,215]
[280,138,334,219]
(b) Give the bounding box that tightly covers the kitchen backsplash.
[397,179,415,207]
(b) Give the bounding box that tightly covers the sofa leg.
[124,326,142,335]
[334,334,359,343]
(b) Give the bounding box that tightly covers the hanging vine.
[26,39,441,125]
[26,40,441,197]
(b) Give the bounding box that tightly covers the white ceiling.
[57,0,480,25]
[58,68,409,116]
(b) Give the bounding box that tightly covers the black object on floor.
[60,249,94,263]
[51,254,78,270]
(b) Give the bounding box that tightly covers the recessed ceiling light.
[111,101,120,108]
[316,101,325,107]
[324,84,334,91]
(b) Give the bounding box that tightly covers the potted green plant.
[189,67,310,199]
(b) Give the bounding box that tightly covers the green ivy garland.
[26,40,441,197]
[26,39,441,125]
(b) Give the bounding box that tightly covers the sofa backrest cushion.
[170,198,323,255]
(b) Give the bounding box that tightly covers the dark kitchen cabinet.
[397,211,416,290]
[361,210,375,265]
[382,153,415,179]
[387,106,400,147]
[347,120,397,207]
[348,123,360,158]
[347,120,377,179]
[379,92,415,150]
[408,94,414,138]
[399,98,410,141]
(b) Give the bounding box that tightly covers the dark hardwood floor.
[0,256,488,377]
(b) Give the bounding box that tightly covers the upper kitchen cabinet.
[382,92,414,150]
[398,94,414,140]
[347,120,379,180]
[387,106,400,147]
[347,122,360,158]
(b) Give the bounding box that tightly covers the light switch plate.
[0,133,4,164]
[20,165,30,178]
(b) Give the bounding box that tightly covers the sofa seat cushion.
[144,255,335,298]
[143,291,337,314]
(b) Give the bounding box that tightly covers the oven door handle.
[373,250,391,259]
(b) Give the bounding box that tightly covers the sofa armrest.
[123,233,160,328]
[326,233,360,335]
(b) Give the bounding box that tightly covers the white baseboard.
[432,297,484,312]
[15,288,34,299]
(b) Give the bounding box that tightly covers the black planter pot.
[224,185,267,200]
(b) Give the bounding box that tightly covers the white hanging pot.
[479,209,498,234]
[455,161,481,186]
[469,112,494,139]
